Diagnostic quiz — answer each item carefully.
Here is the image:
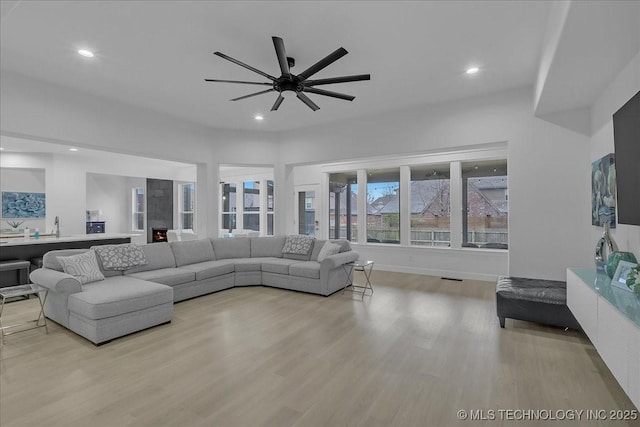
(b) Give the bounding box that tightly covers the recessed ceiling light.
[466,67,479,75]
[254,115,264,121]
[0,147,4,151]
[69,148,79,152]
[78,49,94,58]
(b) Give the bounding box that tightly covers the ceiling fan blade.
[297,47,348,80]
[214,51,277,81]
[304,74,371,86]
[271,94,285,111]
[272,37,291,78]
[296,92,320,111]
[204,79,272,86]
[230,88,275,101]
[303,87,355,101]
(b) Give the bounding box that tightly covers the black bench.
[496,276,579,329]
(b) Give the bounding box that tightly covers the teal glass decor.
[605,251,638,278]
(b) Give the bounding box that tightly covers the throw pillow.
[58,250,105,285]
[93,244,148,270]
[317,241,341,262]
[282,235,315,255]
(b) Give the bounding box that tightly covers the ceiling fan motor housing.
[274,75,304,93]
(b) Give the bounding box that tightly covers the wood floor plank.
[1,271,637,426]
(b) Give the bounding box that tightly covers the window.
[267,180,274,235]
[243,181,260,232]
[366,169,400,244]
[462,160,508,249]
[132,187,144,231]
[410,165,450,246]
[179,183,195,230]
[329,172,358,241]
[222,183,236,232]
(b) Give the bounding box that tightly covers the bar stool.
[0,260,31,285]
[30,257,43,273]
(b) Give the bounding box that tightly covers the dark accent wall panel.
[146,178,173,243]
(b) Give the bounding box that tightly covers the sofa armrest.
[320,251,359,270]
[30,268,82,294]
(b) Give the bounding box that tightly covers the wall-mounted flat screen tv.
[613,90,640,226]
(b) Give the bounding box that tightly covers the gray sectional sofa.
[29,236,358,345]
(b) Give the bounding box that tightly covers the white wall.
[590,51,640,258]
[278,87,592,281]
[0,150,200,236]
[0,165,46,232]
[0,68,609,281]
[0,71,280,237]
[86,173,129,234]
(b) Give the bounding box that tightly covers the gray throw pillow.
[93,244,148,270]
[317,241,341,262]
[282,235,315,255]
[58,250,105,285]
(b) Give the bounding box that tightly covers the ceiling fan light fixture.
[466,66,479,75]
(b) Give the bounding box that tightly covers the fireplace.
[152,228,168,243]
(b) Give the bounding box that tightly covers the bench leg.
[499,317,505,328]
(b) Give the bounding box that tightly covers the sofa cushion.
[233,258,268,272]
[170,239,215,267]
[211,238,251,259]
[124,242,176,274]
[58,250,105,285]
[289,261,321,279]
[250,236,286,258]
[92,244,147,270]
[317,241,341,262]
[310,240,327,261]
[179,260,235,281]
[126,267,195,286]
[68,276,172,320]
[261,258,299,275]
[331,239,352,253]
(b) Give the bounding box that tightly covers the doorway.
[295,185,320,237]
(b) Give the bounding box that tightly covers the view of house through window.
[329,172,357,241]
[132,187,144,231]
[243,181,260,232]
[462,160,508,248]
[222,183,236,232]
[367,169,400,244]
[410,165,451,246]
[267,180,274,235]
[179,183,195,230]
[326,158,507,248]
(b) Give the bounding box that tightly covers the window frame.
[131,187,145,232]
[178,182,195,231]
[321,147,508,250]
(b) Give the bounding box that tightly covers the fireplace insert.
[152,228,168,243]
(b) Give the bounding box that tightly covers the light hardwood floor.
[1,271,637,427]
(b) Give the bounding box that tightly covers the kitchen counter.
[0,233,138,247]
[0,234,140,286]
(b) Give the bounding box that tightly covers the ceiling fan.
[205,36,370,112]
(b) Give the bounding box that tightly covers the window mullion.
[400,166,411,245]
[449,161,463,249]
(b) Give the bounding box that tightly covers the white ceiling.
[1,0,552,132]
[1,1,638,134]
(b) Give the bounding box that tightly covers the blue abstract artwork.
[2,192,46,218]
[591,153,616,228]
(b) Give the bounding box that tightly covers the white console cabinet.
[567,268,640,409]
